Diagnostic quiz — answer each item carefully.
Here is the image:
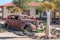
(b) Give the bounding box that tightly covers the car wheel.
[24,25,32,35]
[24,25,31,32]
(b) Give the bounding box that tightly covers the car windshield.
[8,15,19,20]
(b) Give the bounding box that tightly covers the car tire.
[24,25,31,31]
[24,25,32,35]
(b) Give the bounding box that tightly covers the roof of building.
[28,2,42,7]
[0,2,15,7]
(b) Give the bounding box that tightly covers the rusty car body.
[4,15,38,32]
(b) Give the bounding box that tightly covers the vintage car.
[4,15,39,32]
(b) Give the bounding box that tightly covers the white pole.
[46,9,51,38]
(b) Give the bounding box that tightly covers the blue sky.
[0,0,13,5]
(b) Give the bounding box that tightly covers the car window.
[8,16,15,19]
[15,16,19,20]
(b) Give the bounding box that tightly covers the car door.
[14,16,21,27]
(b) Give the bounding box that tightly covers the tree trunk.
[45,9,51,38]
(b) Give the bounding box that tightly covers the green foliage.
[6,6,14,10]
[11,7,23,14]
[35,6,43,12]
[28,0,43,2]
[13,0,43,11]
[35,29,40,33]
[47,0,60,11]
[35,26,46,33]
[13,0,30,10]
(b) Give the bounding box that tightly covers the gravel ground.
[0,32,36,40]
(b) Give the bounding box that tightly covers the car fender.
[24,23,36,31]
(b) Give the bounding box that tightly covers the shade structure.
[0,2,16,20]
[0,2,15,7]
[28,2,42,7]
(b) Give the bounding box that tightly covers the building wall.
[30,8,40,18]
[30,8,36,17]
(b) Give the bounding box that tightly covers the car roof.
[20,15,28,16]
[8,15,19,16]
